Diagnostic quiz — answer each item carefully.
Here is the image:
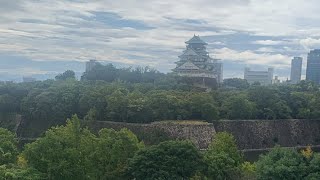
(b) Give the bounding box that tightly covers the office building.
[85,60,100,72]
[244,67,274,85]
[290,57,302,84]
[306,49,320,84]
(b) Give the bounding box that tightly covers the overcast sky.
[1,0,320,81]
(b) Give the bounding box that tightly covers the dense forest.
[2,116,320,179]
[1,63,320,179]
[0,63,320,137]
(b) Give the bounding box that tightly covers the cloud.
[212,47,291,68]
[1,0,320,80]
[255,47,276,53]
[252,40,286,45]
[299,38,320,50]
[0,0,24,12]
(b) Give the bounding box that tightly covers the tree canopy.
[22,115,143,180]
[204,132,243,180]
[55,70,76,81]
[128,140,203,180]
[0,64,320,139]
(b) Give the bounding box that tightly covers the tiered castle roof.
[173,35,223,81]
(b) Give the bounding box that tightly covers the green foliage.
[128,140,203,180]
[189,93,219,120]
[223,78,250,89]
[55,70,76,81]
[248,87,279,119]
[273,100,292,119]
[83,108,98,122]
[0,128,44,180]
[0,113,19,133]
[106,89,129,122]
[93,128,144,179]
[22,115,97,180]
[306,154,320,180]
[201,103,219,121]
[241,162,257,180]
[256,146,320,179]
[147,91,191,121]
[189,171,208,180]
[296,80,319,92]
[204,132,243,180]
[82,63,164,83]
[1,63,320,138]
[0,128,18,165]
[256,146,306,180]
[221,95,256,120]
[0,165,45,180]
[21,115,145,179]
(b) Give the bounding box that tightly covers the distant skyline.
[1,0,320,81]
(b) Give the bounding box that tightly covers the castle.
[173,35,223,88]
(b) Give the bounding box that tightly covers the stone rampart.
[90,121,216,149]
[91,119,320,150]
[213,119,320,150]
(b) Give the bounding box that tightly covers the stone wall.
[90,121,216,149]
[213,119,320,150]
[91,119,320,150]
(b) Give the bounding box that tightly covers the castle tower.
[173,35,223,87]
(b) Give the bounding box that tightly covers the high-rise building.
[85,59,99,72]
[173,35,223,88]
[306,49,320,84]
[244,67,274,85]
[290,57,302,84]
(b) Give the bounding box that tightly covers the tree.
[221,95,256,120]
[0,165,44,180]
[128,140,203,180]
[309,93,320,119]
[0,94,18,113]
[189,93,219,120]
[146,91,190,121]
[273,100,292,119]
[93,128,144,179]
[241,162,256,180]
[256,146,306,180]
[78,87,107,120]
[106,89,129,122]
[204,132,243,180]
[306,153,320,179]
[0,128,18,165]
[223,78,250,89]
[127,91,152,123]
[55,70,76,81]
[248,87,280,119]
[296,80,319,92]
[83,108,98,122]
[81,63,119,82]
[0,128,44,179]
[201,103,219,121]
[22,115,97,179]
[288,92,312,119]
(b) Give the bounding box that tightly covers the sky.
[1,0,320,81]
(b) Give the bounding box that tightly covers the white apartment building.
[244,67,274,85]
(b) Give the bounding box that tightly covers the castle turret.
[173,35,223,87]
